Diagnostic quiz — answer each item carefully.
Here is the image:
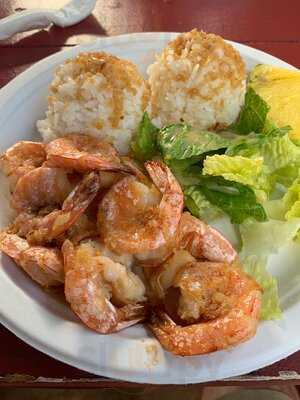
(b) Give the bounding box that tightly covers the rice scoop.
[37,52,150,154]
[148,29,246,130]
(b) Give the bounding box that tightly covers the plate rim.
[0,31,298,384]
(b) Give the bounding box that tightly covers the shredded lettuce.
[203,155,269,202]
[158,124,229,162]
[187,177,267,224]
[131,112,158,161]
[241,255,282,320]
[230,87,270,135]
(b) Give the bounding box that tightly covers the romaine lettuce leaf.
[262,120,291,137]
[131,112,158,161]
[184,185,223,221]
[188,176,267,224]
[230,87,270,135]
[241,255,282,320]
[263,199,286,220]
[166,162,203,187]
[240,218,300,258]
[158,124,229,161]
[271,164,300,188]
[282,178,300,220]
[227,129,300,174]
[202,154,269,202]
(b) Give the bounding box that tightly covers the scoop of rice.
[148,29,246,130]
[37,52,150,154]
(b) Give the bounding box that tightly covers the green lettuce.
[131,112,158,161]
[203,154,269,202]
[230,87,270,135]
[227,128,300,174]
[271,164,300,188]
[241,255,282,320]
[263,199,286,220]
[262,120,291,137]
[187,177,267,224]
[240,218,300,258]
[263,180,300,242]
[158,124,229,162]
[282,179,300,220]
[184,185,223,221]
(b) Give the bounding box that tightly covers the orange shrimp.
[11,171,101,245]
[11,167,74,213]
[0,231,63,287]
[98,160,184,264]
[177,212,237,264]
[63,239,147,333]
[45,134,130,173]
[149,261,262,356]
[0,141,46,190]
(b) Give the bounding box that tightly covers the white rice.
[37,52,150,155]
[148,30,246,130]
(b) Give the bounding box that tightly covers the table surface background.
[0,0,300,388]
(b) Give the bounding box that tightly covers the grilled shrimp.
[0,231,63,287]
[0,141,46,190]
[11,171,100,245]
[11,167,74,213]
[98,160,184,264]
[177,212,237,264]
[149,250,196,300]
[45,134,129,173]
[62,239,147,333]
[149,261,262,356]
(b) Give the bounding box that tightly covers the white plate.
[0,32,299,385]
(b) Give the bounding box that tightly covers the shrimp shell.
[98,160,183,262]
[0,141,46,190]
[178,212,237,264]
[45,134,130,173]
[26,171,101,244]
[0,231,63,287]
[63,240,147,334]
[149,262,262,356]
[11,167,73,213]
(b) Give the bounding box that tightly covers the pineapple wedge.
[249,64,300,140]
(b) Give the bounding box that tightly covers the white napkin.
[0,0,97,40]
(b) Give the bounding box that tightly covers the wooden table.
[0,0,300,389]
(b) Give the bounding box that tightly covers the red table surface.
[0,0,300,388]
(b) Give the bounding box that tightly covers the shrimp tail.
[62,171,101,215]
[28,172,101,244]
[116,303,149,331]
[149,287,262,356]
[0,231,63,287]
[0,230,29,261]
[178,213,237,264]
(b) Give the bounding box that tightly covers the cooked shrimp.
[177,212,237,264]
[12,171,100,245]
[0,231,63,287]
[64,213,98,244]
[149,250,196,300]
[149,261,262,356]
[45,134,130,173]
[62,239,147,333]
[11,167,74,213]
[0,141,46,190]
[98,160,183,264]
